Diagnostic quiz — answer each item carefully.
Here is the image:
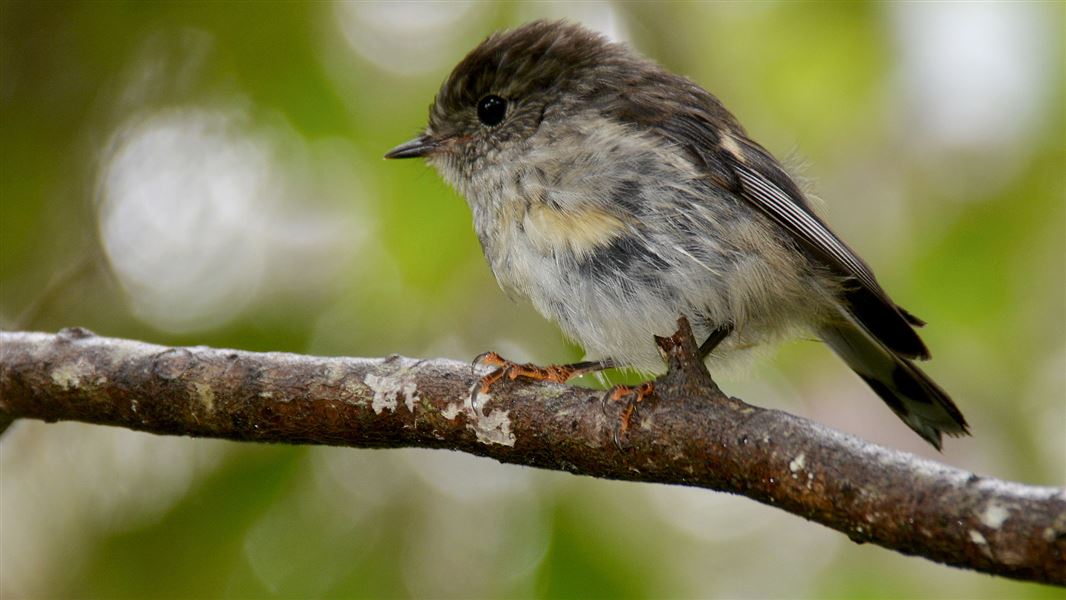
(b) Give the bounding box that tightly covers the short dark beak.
[384,135,437,159]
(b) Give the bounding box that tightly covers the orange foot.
[470,352,610,406]
[600,382,656,449]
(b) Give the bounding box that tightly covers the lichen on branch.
[0,324,1063,586]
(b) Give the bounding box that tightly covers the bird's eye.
[477,95,507,126]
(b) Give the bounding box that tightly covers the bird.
[385,20,969,449]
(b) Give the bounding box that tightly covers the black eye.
[477,95,507,126]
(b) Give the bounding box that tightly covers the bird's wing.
[620,86,930,359]
[724,147,930,360]
[732,161,880,296]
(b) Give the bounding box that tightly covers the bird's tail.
[819,313,969,449]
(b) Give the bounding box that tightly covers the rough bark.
[1,324,1063,585]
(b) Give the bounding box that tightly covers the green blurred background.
[2,1,1063,598]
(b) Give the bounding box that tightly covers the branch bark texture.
[1,327,1063,585]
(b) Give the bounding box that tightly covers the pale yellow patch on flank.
[523,204,627,258]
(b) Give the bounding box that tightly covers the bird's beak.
[384,134,438,159]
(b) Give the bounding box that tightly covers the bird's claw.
[600,382,655,449]
[471,351,506,373]
[469,351,581,409]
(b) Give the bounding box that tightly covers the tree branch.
[1,325,1063,585]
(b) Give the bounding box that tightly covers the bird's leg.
[698,323,734,358]
[470,352,616,404]
[603,322,734,448]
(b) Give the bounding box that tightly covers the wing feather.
[733,163,881,294]
[728,153,930,360]
[606,82,930,359]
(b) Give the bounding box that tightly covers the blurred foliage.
[1,1,1063,598]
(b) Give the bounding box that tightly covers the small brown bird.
[387,20,968,448]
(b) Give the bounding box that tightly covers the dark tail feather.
[820,315,969,450]
[844,286,930,359]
